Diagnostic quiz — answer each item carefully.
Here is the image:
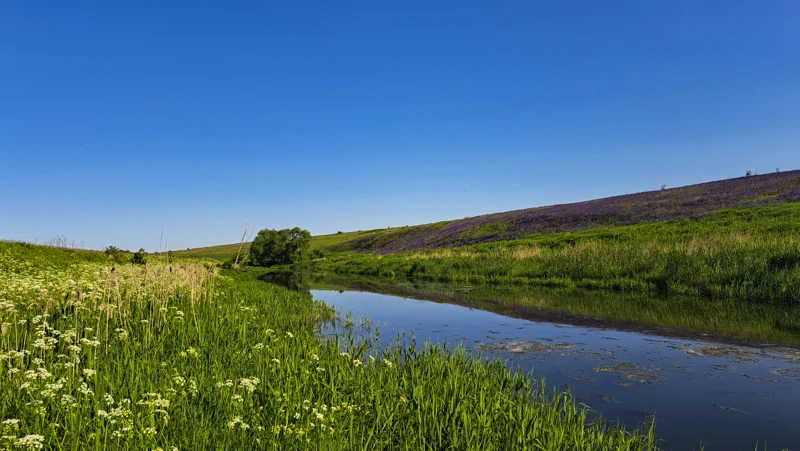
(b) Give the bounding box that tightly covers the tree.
[132,248,148,265]
[104,245,121,259]
[249,227,311,267]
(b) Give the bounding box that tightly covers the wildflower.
[271,358,280,365]
[285,332,294,338]
[83,369,96,378]
[15,434,45,449]
[188,380,198,396]
[80,338,101,347]
[78,383,93,396]
[383,359,393,367]
[61,394,78,408]
[227,417,242,429]
[239,377,260,393]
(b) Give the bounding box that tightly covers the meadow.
[318,203,800,305]
[0,241,658,450]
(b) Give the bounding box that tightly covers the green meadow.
[0,241,658,450]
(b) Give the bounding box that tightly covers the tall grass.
[0,241,658,450]
[319,204,800,305]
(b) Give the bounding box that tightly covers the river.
[263,273,800,450]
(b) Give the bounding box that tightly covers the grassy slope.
[172,229,385,262]
[0,241,658,450]
[174,171,800,261]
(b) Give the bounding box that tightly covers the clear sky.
[2,1,799,251]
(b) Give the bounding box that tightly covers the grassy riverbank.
[318,203,800,305]
[0,241,657,450]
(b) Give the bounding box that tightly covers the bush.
[104,245,133,263]
[104,245,121,258]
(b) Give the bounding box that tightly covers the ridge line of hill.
[174,170,800,260]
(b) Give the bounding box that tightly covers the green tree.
[249,227,311,267]
[132,248,148,265]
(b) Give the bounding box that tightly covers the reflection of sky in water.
[313,289,800,451]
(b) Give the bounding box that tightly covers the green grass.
[317,203,800,305]
[0,241,658,450]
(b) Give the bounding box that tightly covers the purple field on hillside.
[333,170,800,254]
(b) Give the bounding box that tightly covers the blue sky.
[2,1,799,251]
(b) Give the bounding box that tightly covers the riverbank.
[0,241,657,450]
[318,203,800,305]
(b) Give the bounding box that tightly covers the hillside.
[329,170,800,254]
[172,228,384,261]
[177,170,800,259]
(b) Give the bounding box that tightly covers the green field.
[0,241,657,450]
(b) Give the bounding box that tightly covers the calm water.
[264,274,800,450]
